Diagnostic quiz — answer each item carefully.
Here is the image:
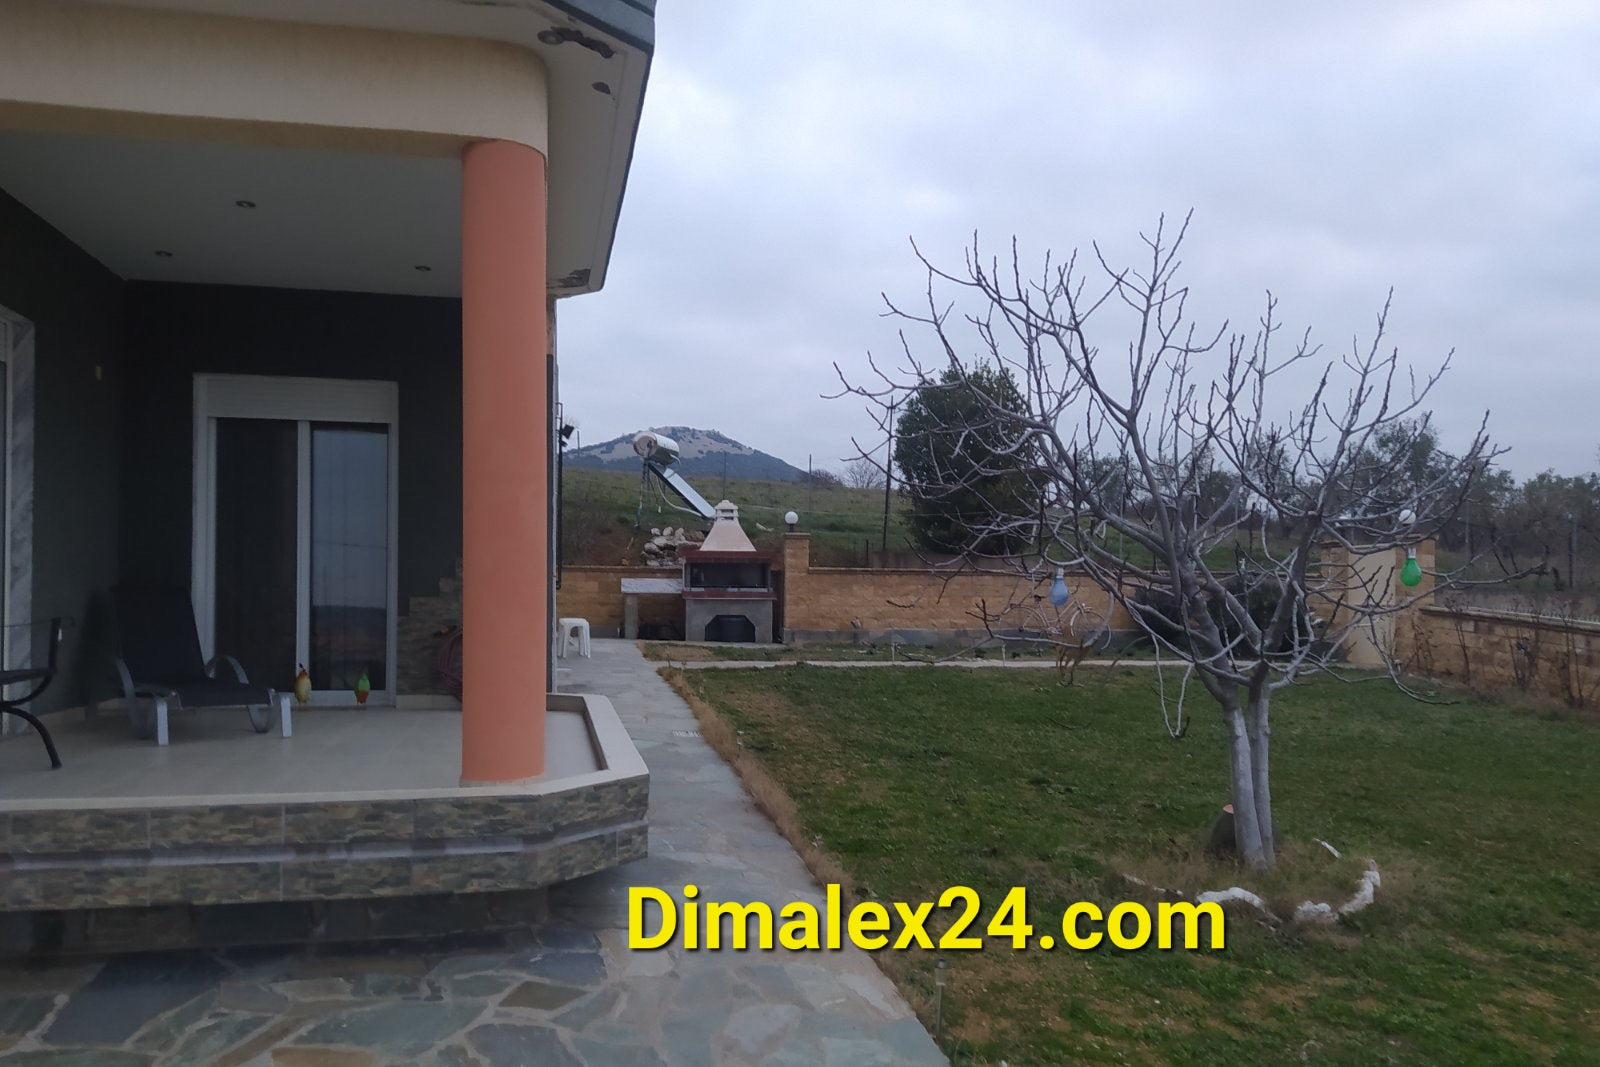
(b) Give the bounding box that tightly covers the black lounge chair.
[0,617,67,769]
[109,585,292,746]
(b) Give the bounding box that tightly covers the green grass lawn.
[638,640,1094,663]
[676,666,1600,1065]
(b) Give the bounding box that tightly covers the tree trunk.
[1224,705,1268,868]
[1247,691,1276,868]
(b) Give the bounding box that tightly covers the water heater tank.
[633,430,681,466]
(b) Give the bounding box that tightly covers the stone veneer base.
[0,694,648,938]
[0,887,553,958]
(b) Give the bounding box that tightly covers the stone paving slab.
[0,640,945,1066]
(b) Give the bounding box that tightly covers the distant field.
[560,466,1384,578]
[559,466,919,566]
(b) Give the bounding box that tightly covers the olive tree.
[894,363,1042,556]
[836,214,1500,869]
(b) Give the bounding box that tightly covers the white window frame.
[0,304,34,718]
[191,373,400,704]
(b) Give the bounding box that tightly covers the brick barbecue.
[680,501,775,642]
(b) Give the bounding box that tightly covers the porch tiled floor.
[0,707,598,805]
[0,640,946,1065]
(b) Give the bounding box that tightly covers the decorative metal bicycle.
[1016,590,1115,684]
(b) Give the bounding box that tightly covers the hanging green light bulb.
[1400,548,1423,588]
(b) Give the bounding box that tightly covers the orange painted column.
[460,139,548,783]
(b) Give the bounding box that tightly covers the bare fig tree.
[835,213,1501,869]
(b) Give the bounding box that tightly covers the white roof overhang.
[0,0,653,297]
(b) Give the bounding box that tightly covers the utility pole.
[1570,512,1580,595]
[882,397,896,555]
[807,454,813,517]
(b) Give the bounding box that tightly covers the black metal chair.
[109,585,291,746]
[0,617,67,770]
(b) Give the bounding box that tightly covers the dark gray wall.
[0,189,127,711]
[120,283,463,618]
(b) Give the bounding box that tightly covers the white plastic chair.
[558,617,591,658]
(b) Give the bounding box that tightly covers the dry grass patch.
[639,642,722,662]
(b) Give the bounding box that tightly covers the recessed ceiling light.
[592,81,611,94]
[235,199,256,209]
[414,265,432,273]
[154,250,173,258]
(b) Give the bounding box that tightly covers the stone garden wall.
[778,533,1135,644]
[557,566,683,638]
[1402,602,1600,709]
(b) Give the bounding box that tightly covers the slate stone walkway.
[0,640,945,1066]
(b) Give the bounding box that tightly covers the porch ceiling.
[1,0,652,297]
[0,131,464,297]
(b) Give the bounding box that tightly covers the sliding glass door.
[194,376,398,704]
[309,423,390,693]
[213,418,299,689]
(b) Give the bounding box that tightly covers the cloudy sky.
[560,0,1600,480]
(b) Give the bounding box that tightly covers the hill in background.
[564,426,809,483]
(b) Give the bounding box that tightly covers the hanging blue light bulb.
[1049,567,1072,607]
